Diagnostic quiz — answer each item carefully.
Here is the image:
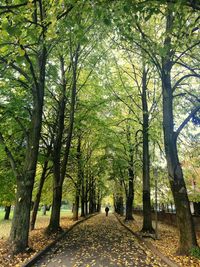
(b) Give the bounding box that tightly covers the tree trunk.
[80,172,85,217]
[125,125,134,221]
[193,202,200,216]
[89,177,95,214]
[116,195,124,216]
[10,179,35,253]
[114,192,124,216]
[30,158,49,230]
[93,183,97,213]
[47,184,62,233]
[85,201,88,216]
[119,196,124,216]
[96,189,101,213]
[141,68,154,234]
[81,187,85,217]
[0,2,49,254]
[97,202,101,213]
[161,6,197,253]
[47,55,66,233]
[47,47,79,233]
[125,178,134,220]
[73,193,79,220]
[4,205,11,220]
[10,82,46,253]
[73,136,82,221]
[77,135,85,217]
[42,205,47,215]
[85,176,88,215]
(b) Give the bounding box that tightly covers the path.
[35,214,167,267]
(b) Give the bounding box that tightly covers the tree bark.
[30,156,50,230]
[125,125,134,221]
[125,167,134,220]
[116,195,124,216]
[96,189,102,213]
[89,177,96,214]
[80,171,85,216]
[4,205,11,220]
[77,136,85,217]
[141,68,154,234]
[193,202,200,216]
[73,192,79,220]
[81,184,85,217]
[47,184,62,233]
[85,173,89,215]
[73,136,82,220]
[42,205,47,215]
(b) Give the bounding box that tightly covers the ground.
[125,214,200,267]
[35,214,167,267]
[1,211,200,266]
[0,210,75,267]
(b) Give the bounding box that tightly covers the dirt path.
[35,214,167,267]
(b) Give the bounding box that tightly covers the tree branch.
[172,73,200,92]
[0,2,29,9]
[0,132,19,177]
[173,41,200,64]
[0,56,30,81]
[174,105,200,140]
[19,44,39,90]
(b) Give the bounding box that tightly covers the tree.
[159,2,199,253]
[0,0,74,253]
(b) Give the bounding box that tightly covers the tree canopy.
[0,0,199,256]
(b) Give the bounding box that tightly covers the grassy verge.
[0,209,75,267]
[0,209,73,239]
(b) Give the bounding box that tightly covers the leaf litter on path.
[36,213,167,267]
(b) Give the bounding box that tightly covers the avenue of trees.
[0,0,199,256]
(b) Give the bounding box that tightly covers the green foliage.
[189,246,200,259]
[0,148,16,205]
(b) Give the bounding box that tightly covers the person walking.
[105,206,109,216]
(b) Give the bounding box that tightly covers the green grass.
[0,209,73,239]
[0,210,13,239]
[0,209,13,221]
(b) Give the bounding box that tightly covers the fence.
[133,209,200,231]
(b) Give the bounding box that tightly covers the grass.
[0,209,73,239]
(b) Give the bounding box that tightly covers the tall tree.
[0,1,47,253]
[160,3,199,253]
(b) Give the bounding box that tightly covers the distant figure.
[105,206,109,216]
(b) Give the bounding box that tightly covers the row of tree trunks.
[30,145,51,230]
[73,174,102,220]
[47,46,80,233]
[46,55,67,233]
[114,194,124,216]
[89,176,97,214]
